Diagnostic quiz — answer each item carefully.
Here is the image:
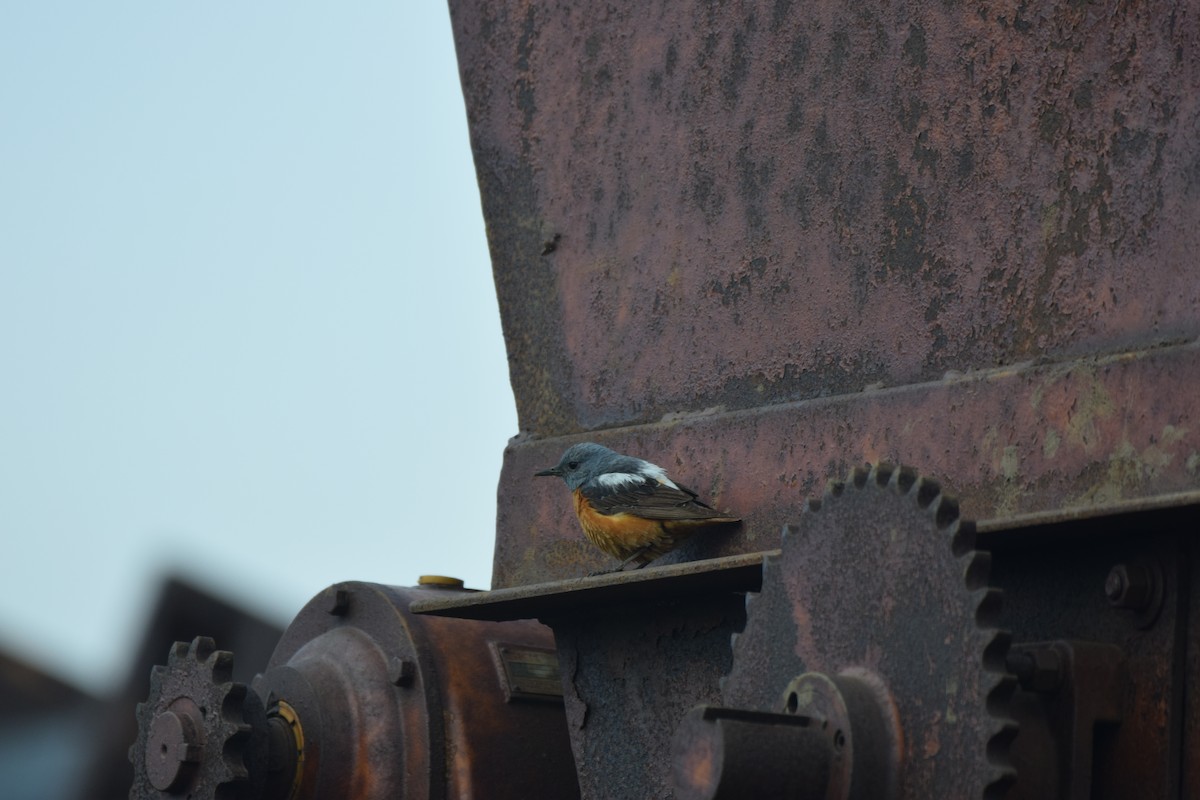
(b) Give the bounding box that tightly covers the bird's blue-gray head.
[535,442,652,491]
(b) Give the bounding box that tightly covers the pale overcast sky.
[0,3,514,695]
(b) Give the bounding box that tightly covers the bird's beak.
[535,466,561,477]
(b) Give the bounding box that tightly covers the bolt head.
[1106,563,1152,610]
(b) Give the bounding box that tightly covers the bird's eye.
[567,461,579,470]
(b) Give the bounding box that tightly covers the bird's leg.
[583,548,656,577]
[618,547,655,571]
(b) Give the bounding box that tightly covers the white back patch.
[595,472,644,490]
[642,463,679,489]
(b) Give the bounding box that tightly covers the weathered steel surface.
[494,342,1200,586]
[450,0,1200,435]
[550,592,745,800]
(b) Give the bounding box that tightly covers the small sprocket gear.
[129,636,267,800]
[722,464,1017,798]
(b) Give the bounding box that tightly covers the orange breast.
[573,489,669,561]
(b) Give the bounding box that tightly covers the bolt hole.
[160,743,168,754]
[834,730,846,751]
[785,692,798,713]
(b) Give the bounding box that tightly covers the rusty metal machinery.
[129,581,579,800]
[125,476,1196,800]
[413,469,1198,799]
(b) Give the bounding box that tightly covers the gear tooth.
[984,769,1018,800]
[872,462,896,487]
[213,727,249,789]
[893,464,919,494]
[986,722,1019,765]
[951,518,978,557]
[914,475,941,508]
[849,465,871,489]
[222,683,248,718]
[190,635,217,663]
[964,551,992,590]
[210,649,235,683]
[223,731,251,777]
[980,629,1012,671]
[168,641,190,664]
[985,674,1018,719]
[932,493,961,529]
[974,588,1005,629]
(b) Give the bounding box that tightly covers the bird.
[535,442,740,570]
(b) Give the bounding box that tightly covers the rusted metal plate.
[494,342,1200,586]
[412,558,767,800]
[450,0,1200,435]
[554,593,745,800]
[410,552,770,621]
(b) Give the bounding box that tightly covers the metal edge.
[410,551,777,621]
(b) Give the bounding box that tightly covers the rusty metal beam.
[410,552,769,621]
[493,342,1200,586]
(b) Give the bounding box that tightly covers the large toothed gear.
[129,636,267,800]
[723,464,1018,799]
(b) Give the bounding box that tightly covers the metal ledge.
[410,551,775,622]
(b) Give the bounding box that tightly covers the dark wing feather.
[581,476,734,522]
